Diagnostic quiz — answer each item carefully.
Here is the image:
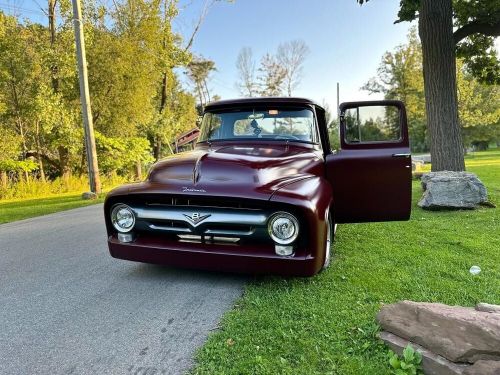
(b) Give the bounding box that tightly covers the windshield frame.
[197,105,321,146]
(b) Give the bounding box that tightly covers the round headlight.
[111,204,135,233]
[268,212,299,245]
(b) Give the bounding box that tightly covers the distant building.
[173,128,200,153]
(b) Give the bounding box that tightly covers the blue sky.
[175,0,414,110]
[3,0,415,110]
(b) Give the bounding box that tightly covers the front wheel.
[322,211,334,271]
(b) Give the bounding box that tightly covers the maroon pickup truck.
[104,97,411,276]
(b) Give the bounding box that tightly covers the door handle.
[392,153,411,158]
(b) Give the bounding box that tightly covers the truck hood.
[142,143,324,200]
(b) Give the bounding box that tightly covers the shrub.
[0,174,127,200]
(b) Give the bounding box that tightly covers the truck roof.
[204,97,324,111]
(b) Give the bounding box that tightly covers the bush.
[0,174,127,200]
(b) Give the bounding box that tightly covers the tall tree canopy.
[364,28,499,153]
[0,0,212,195]
[358,0,500,172]
[186,56,216,112]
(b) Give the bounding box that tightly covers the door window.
[343,105,400,143]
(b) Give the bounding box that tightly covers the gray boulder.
[377,301,500,363]
[418,171,488,210]
[82,191,98,200]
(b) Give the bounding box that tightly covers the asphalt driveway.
[0,204,246,374]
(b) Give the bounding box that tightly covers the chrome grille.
[130,205,269,241]
[145,197,263,210]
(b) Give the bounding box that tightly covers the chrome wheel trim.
[323,212,333,270]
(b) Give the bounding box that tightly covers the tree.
[456,60,500,148]
[364,27,500,153]
[235,41,310,98]
[186,57,216,110]
[257,53,287,96]
[0,0,203,191]
[143,75,198,159]
[362,28,426,151]
[44,0,80,181]
[236,47,257,97]
[358,0,500,172]
[277,40,310,96]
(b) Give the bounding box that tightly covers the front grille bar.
[131,205,268,238]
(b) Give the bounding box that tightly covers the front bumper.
[108,234,322,276]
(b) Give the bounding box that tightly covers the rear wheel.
[322,212,334,271]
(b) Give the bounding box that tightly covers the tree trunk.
[159,72,168,113]
[0,171,7,189]
[35,120,46,183]
[196,84,204,108]
[419,0,465,171]
[37,155,46,183]
[48,0,59,92]
[58,146,71,183]
[203,79,211,102]
[135,161,142,181]
[154,137,162,161]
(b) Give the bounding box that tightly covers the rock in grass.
[380,331,469,375]
[82,192,98,200]
[377,301,500,363]
[418,171,488,210]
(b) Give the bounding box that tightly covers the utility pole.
[336,82,340,119]
[72,0,101,194]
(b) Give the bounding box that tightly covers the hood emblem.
[182,187,206,193]
[184,213,211,225]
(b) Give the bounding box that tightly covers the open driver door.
[325,100,412,223]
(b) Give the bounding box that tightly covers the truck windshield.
[198,108,319,144]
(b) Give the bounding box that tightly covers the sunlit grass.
[415,149,500,173]
[0,175,125,223]
[0,193,105,224]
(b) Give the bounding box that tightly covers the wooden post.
[72,0,102,194]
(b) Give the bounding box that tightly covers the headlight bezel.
[111,204,136,233]
[268,211,300,245]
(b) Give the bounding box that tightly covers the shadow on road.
[123,263,250,283]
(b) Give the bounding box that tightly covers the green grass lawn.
[192,149,500,375]
[0,193,105,224]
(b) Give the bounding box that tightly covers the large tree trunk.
[419,0,465,171]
